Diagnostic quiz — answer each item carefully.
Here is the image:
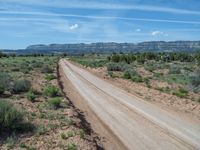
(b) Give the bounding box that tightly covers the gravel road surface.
[60,59,200,150]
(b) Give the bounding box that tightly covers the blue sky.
[0,0,200,49]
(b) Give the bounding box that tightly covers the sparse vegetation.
[69,55,108,68]
[45,74,56,81]
[13,79,31,93]
[0,56,95,150]
[79,129,85,139]
[0,100,34,134]
[27,91,37,102]
[67,143,77,150]
[107,62,129,71]
[0,73,12,94]
[190,71,200,93]
[70,52,200,108]
[123,68,137,79]
[44,85,60,97]
[36,125,47,135]
[48,97,62,109]
[173,88,188,98]
[156,87,171,93]
[41,64,53,73]
[169,64,181,74]
[61,132,67,139]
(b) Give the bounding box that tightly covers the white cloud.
[151,30,163,36]
[69,24,79,30]
[151,30,169,36]
[1,11,200,25]
[1,0,200,15]
[136,28,141,32]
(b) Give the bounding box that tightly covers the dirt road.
[60,59,200,150]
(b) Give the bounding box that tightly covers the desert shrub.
[173,88,188,98]
[0,73,12,94]
[61,133,67,139]
[123,68,137,79]
[36,125,47,135]
[76,59,107,68]
[66,131,75,138]
[41,65,53,73]
[131,75,143,82]
[43,85,59,97]
[5,135,17,149]
[20,64,33,74]
[153,72,163,78]
[67,143,77,150]
[48,97,62,109]
[107,62,129,71]
[169,64,181,74]
[156,87,171,93]
[143,77,150,87]
[45,74,56,81]
[79,129,85,139]
[107,71,117,78]
[13,79,31,93]
[44,57,49,61]
[20,143,36,150]
[0,100,34,133]
[27,91,37,102]
[190,71,200,92]
[122,68,144,83]
[144,61,159,72]
[11,68,20,72]
[31,61,43,68]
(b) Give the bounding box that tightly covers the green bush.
[107,71,117,78]
[27,91,37,102]
[0,73,12,94]
[123,69,137,79]
[61,132,67,139]
[169,64,181,74]
[143,77,150,87]
[45,74,56,81]
[0,100,34,133]
[190,71,200,92]
[156,87,171,93]
[44,85,59,97]
[67,143,77,150]
[79,129,85,139]
[31,61,43,68]
[106,62,129,71]
[36,125,47,135]
[48,97,62,109]
[173,88,188,98]
[144,63,157,72]
[131,75,143,82]
[13,79,31,93]
[41,65,53,73]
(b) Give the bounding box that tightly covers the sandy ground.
[60,59,200,150]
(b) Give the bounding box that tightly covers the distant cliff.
[3,41,200,54]
[26,41,200,54]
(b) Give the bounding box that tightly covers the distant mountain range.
[2,41,200,54]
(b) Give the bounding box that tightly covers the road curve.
[60,59,200,150]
